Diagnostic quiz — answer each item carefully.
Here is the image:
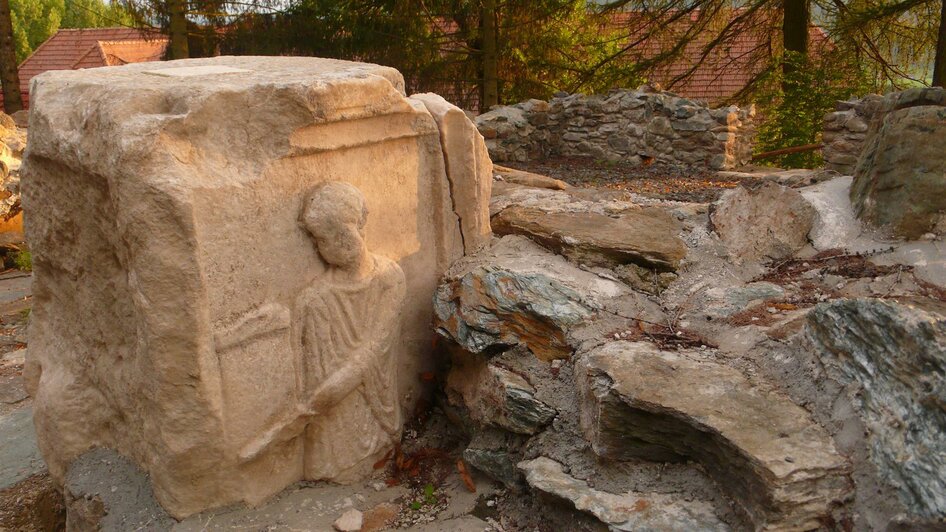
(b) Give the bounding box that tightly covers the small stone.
[334,508,364,532]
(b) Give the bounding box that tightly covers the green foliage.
[754,51,872,169]
[12,250,31,272]
[10,0,134,62]
[222,0,641,108]
[423,483,437,505]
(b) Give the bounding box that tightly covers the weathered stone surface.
[577,341,851,530]
[804,299,946,518]
[22,56,490,517]
[519,457,729,531]
[64,448,175,532]
[0,407,44,491]
[413,93,492,253]
[434,236,661,361]
[711,182,816,263]
[492,204,686,271]
[851,88,946,238]
[822,95,882,175]
[446,347,556,434]
[493,165,569,190]
[489,180,636,218]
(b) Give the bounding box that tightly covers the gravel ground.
[508,157,769,203]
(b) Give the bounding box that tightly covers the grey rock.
[0,407,45,490]
[577,341,851,530]
[805,299,946,518]
[519,457,729,531]
[711,182,816,263]
[434,236,660,360]
[446,347,556,434]
[851,91,946,238]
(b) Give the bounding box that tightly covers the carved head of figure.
[302,182,369,271]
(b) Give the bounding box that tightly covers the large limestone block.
[851,88,946,238]
[22,56,491,518]
[577,341,851,530]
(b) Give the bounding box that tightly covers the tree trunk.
[480,0,499,109]
[168,0,190,60]
[782,0,809,87]
[0,0,22,113]
[933,0,946,87]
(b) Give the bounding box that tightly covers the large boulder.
[22,57,491,517]
[850,87,946,238]
[710,182,816,263]
[804,298,946,518]
[518,457,728,531]
[577,341,851,530]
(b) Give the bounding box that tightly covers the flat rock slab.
[0,407,45,490]
[805,299,946,518]
[519,457,728,531]
[434,236,664,361]
[492,205,686,271]
[577,341,851,530]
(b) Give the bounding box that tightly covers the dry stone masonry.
[22,56,492,518]
[475,88,755,169]
[822,95,882,175]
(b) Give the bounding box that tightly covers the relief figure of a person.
[240,181,406,482]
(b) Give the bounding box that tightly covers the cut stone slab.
[851,88,946,238]
[23,56,491,518]
[519,457,729,531]
[710,182,816,263]
[577,341,851,530]
[492,205,686,271]
[434,236,663,361]
[805,299,946,518]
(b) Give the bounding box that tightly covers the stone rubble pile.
[433,161,946,530]
[822,95,882,175]
[475,87,755,169]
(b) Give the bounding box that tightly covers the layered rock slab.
[519,457,729,531]
[434,235,663,361]
[492,205,686,271]
[577,341,851,530]
[805,299,946,518]
[22,56,490,517]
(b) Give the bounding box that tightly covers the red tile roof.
[613,10,831,103]
[12,27,168,109]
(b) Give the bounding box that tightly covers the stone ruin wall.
[474,88,756,170]
[822,94,884,175]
